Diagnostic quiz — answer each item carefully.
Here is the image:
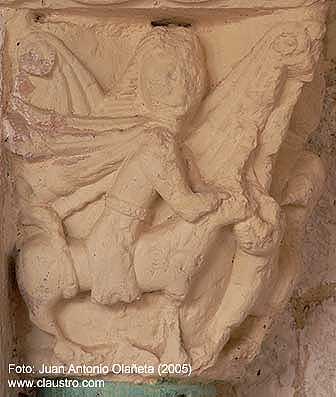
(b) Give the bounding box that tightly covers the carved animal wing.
[186,22,322,195]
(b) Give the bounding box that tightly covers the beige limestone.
[0,0,330,388]
[218,6,336,394]
[0,16,19,397]
[0,0,325,11]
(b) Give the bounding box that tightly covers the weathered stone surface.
[220,4,336,395]
[0,0,331,393]
[0,14,19,397]
[0,0,325,10]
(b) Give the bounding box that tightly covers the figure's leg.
[159,305,190,366]
[16,231,93,363]
[19,204,78,298]
[14,202,100,362]
[86,211,141,306]
[189,202,285,371]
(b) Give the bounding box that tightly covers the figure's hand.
[218,193,255,225]
[179,192,221,223]
[233,210,284,257]
[281,174,313,207]
[10,95,65,130]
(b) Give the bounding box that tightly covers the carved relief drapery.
[1,0,328,383]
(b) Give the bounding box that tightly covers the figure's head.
[270,22,324,83]
[134,27,208,122]
[17,38,56,77]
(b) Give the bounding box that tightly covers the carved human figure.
[5,19,326,371]
[86,28,222,305]
[10,28,226,309]
[8,27,241,361]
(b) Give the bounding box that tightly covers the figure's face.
[139,52,190,118]
[273,23,323,83]
[18,41,56,77]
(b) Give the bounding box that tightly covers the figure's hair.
[17,38,56,76]
[16,28,208,120]
[116,27,208,117]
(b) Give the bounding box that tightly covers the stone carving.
[0,0,325,9]
[3,2,327,382]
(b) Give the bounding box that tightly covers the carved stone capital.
[1,0,328,385]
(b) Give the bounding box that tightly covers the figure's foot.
[161,337,190,367]
[91,264,141,306]
[54,339,94,365]
[189,329,230,372]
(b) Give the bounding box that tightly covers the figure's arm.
[139,130,220,223]
[181,144,209,193]
[10,96,63,130]
[10,96,144,134]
